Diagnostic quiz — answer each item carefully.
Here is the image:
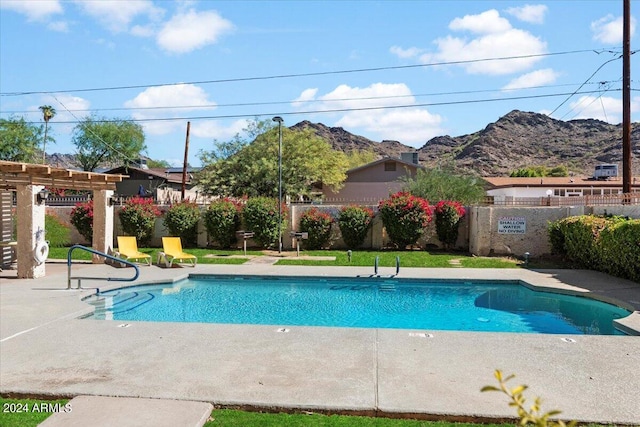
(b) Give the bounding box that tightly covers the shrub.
[337,205,374,249]
[204,198,242,248]
[45,211,70,247]
[299,208,333,250]
[378,191,432,249]
[118,196,160,246]
[434,200,465,249]
[557,215,610,266]
[163,201,201,247]
[70,200,93,243]
[243,197,287,248]
[598,219,640,282]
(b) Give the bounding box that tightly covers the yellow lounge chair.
[158,237,197,267]
[115,236,152,266]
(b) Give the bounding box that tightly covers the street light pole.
[272,116,284,253]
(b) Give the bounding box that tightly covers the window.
[384,161,396,172]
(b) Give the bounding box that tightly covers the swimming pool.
[82,275,631,335]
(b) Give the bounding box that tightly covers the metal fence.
[483,193,640,206]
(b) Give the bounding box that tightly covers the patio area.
[1,261,639,425]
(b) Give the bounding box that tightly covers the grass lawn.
[276,250,521,268]
[0,398,69,427]
[47,247,256,265]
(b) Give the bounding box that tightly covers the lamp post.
[272,116,284,253]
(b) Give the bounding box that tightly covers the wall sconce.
[36,188,50,204]
[108,196,117,207]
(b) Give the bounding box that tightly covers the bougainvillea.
[70,200,93,243]
[204,198,243,248]
[378,191,432,249]
[163,200,201,247]
[337,205,375,249]
[299,207,333,249]
[118,196,161,246]
[434,200,466,249]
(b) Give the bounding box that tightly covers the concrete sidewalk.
[39,396,213,427]
[1,261,639,425]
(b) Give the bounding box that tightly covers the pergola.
[0,161,127,278]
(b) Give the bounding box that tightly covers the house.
[103,166,201,203]
[483,176,640,204]
[320,153,423,203]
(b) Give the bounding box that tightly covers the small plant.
[378,191,432,249]
[299,207,333,250]
[482,370,576,427]
[242,197,287,248]
[204,198,242,248]
[337,205,374,249]
[434,200,465,249]
[118,196,161,246]
[163,200,201,247]
[70,200,93,243]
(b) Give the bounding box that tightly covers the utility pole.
[181,121,190,201]
[622,0,632,195]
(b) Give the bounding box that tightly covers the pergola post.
[16,185,46,278]
[92,190,114,263]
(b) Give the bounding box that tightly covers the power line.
[22,88,621,126]
[0,49,604,97]
[1,80,627,116]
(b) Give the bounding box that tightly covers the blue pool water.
[82,275,631,335]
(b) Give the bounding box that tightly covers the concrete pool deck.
[1,261,639,425]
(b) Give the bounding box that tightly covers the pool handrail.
[373,256,400,278]
[67,244,140,290]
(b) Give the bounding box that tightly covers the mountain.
[48,111,639,177]
[293,111,640,177]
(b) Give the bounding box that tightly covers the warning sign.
[498,217,526,234]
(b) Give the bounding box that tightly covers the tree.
[0,116,42,162]
[195,119,349,199]
[72,116,146,171]
[39,105,56,164]
[403,166,486,205]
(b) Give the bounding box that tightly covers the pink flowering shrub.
[299,208,333,249]
[378,192,432,249]
[434,200,466,249]
[118,196,161,246]
[70,200,94,243]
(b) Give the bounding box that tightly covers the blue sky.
[1,0,638,167]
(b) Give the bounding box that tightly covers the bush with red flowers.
[434,200,466,249]
[70,200,93,243]
[299,207,333,249]
[337,205,375,249]
[118,196,161,246]
[378,192,431,249]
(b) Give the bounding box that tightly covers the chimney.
[400,152,419,165]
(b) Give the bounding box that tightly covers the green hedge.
[548,215,640,283]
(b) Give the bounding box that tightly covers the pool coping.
[1,263,640,425]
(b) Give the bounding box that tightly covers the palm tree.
[39,105,56,164]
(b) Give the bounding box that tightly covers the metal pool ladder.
[373,256,400,277]
[67,244,140,290]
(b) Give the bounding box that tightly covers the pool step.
[90,292,155,316]
[378,282,397,292]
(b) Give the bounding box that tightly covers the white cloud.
[505,4,548,24]
[124,84,217,136]
[47,20,69,32]
[567,95,623,123]
[0,0,62,21]
[449,9,512,34]
[502,68,560,90]
[31,94,91,136]
[389,46,422,59]
[591,14,636,44]
[410,9,546,75]
[292,83,444,146]
[73,0,164,33]
[191,119,245,139]
[156,9,234,54]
